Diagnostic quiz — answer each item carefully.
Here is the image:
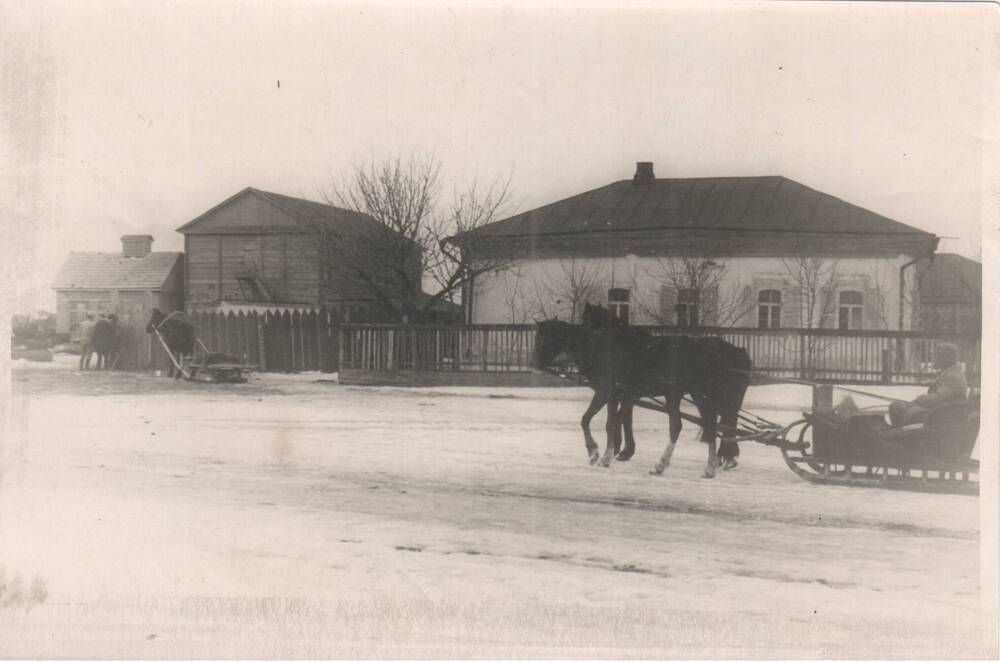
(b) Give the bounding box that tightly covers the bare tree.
[635,256,753,327]
[779,257,842,374]
[496,264,533,324]
[319,154,516,321]
[862,262,900,331]
[530,259,606,323]
[779,257,841,329]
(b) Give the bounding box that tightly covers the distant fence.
[644,326,981,385]
[339,323,981,386]
[190,308,340,373]
[340,324,535,373]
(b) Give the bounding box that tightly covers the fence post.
[482,328,489,371]
[812,384,833,412]
[409,326,417,370]
[798,333,807,380]
[315,309,323,371]
[337,325,346,373]
[256,313,267,371]
[329,313,340,373]
[881,348,893,384]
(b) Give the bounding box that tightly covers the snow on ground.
[9,353,79,370]
[0,365,993,658]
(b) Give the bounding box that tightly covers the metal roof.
[52,252,182,291]
[461,176,935,240]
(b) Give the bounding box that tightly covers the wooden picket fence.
[174,312,982,385]
[339,323,982,386]
[340,324,534,373]
[189,308,341,373]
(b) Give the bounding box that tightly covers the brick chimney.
[633,161,655,185]
[121,234,153,258]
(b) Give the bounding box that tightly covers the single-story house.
[52,235,183,368]
[452,162,940,331]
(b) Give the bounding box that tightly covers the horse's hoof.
[599,457,612,468]
[649,464,665,475]
[589,454,600,466]
[702,470,716,479]
[615,450,635,462]
[722,458,738,470]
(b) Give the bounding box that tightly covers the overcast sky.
[2,0,994,313]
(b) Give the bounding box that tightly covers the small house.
[52,235,183,368]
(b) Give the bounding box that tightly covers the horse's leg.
[718,383,747,470]
[651,391,684,475]
[697,399,720,479]
[599,394,620,467]
[580,387,607,465]
[613,404,623,456]
[717,399,740,470]
[615,401,636,461]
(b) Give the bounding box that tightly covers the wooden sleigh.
[152,324,257,383]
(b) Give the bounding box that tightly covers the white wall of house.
[471,254,916,330]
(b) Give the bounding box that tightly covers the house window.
[838,291,863,330]
[608,288,630,322]
[676,288,699,327]
[758,289,782,329]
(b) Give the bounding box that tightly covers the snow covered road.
[1,366,991,657]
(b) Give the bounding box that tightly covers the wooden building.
[52,235,183,369]
[452,162,940,331]
[917,253,981,335]
[176,187,422,321]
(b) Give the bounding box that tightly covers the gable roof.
[52,252,182,291]
[176,187,385,237]
[460,176,935,241]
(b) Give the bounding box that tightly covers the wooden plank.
[256,314,267,371]
[337,316,345,372]
[315,309,324,372]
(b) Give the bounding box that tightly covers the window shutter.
[658,285,676,325]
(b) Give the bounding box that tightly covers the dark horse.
[536,316,729,478]
[146,308,195,378]
[90,314,123,370]
[580,303,751,470]
[536,304,753,477]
